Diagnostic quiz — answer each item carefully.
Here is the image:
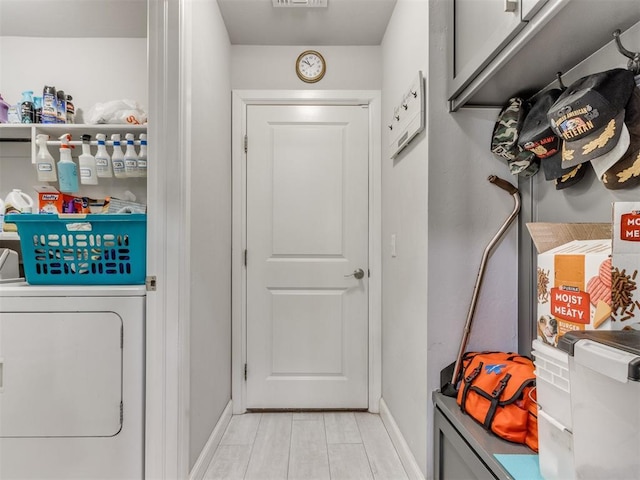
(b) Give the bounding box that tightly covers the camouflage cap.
[508,150,540,177]
[491,97,529,161]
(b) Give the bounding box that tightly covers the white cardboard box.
[612,202,640,328]
[528,222,615,347]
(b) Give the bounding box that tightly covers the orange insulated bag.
[456,351,538,451]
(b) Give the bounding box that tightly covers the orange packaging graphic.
[34,186,63,214]
[536,239,614,347]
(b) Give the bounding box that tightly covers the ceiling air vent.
[272,0,328,7]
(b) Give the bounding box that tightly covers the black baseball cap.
[547,68,636,168]
[519,89,562,160]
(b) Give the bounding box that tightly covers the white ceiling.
[216,0,397,45]
[0,0,395,44]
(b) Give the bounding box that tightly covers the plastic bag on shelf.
[85,99,147,125]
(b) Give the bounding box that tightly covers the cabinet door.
[449,0,526,99]
[0,311,122,437]
[434,407,497,480]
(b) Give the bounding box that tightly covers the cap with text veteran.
[547,68,636,168]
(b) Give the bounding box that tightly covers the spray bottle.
[79,134,98,185]
[95,133,112,178]
[41,85,57,124]
[57,134,78,193]
[137,133,147,178]
[111,133,126,178]
[35,134,58,182]
[124,133,139,177]
[20,91,35,123]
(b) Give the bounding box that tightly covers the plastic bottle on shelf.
[78,134,98,185]
[57,134,79,193]
[111,133,127,178]
[41,85,57,124]
[20,91,35,123]
[33,96,42,123]
[124,133,139,177]
[56,90,66,124]
[35,134,58,182]
[0,94,9,123]
[66,95,75,124]
[95,133,113,178]
[137,133,147,178]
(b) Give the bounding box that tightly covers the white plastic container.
[4,189,34,213]
[95,133,113,178]
[533,339,575,480]
[111,133,126,178]
[124,133,139,177]
[532,339,572,427]
[78,134,98,185]
[35,134,58,182]
[3,189,34,232]
[537,408,575,480]
[559,331,640,480]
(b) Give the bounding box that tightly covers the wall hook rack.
[388,71,425,159]
[613,29,640,75]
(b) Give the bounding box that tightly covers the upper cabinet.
[450,0,547,102]
[448,0,640,111]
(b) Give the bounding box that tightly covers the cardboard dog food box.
[612,202,640,329]
[528,222,614,347]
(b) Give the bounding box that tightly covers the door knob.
[345,268,365,280]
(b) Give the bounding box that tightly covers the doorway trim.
[231,90,382,414]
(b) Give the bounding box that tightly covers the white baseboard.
[379,398,425,480]
[189,400,233,480]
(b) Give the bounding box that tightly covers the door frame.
[231,90,382,414]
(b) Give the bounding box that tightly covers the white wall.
[381,1,519,477]
[427,1,519,477]
[231,45,381,90]
[0,37,148,121]
[380,0,429,475]
[185,0,232,470]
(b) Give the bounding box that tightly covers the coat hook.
[613,29,640,75]
[556,71,566,90]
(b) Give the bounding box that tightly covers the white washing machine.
[0,283,145,480]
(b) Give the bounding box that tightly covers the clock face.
[296,50,326,83]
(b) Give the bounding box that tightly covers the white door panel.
[0,312,122,437]
[246,104,369,409]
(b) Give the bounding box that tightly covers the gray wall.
[231,45,382,90]
[187,0,232,470]
[530,22,640,224]
[382,1,520,477]
[380,1,429,474]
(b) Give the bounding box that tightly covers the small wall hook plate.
[388,71,425,159]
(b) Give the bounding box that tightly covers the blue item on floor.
[494,454,544,480]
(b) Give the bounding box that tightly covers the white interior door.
[246,104,369,409]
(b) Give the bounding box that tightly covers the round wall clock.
[295,50,326,83]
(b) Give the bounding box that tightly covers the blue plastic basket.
[5,213,147,285]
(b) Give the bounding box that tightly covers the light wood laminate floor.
[204,412,409,480]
